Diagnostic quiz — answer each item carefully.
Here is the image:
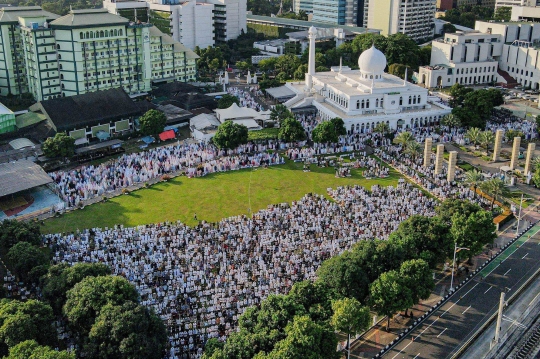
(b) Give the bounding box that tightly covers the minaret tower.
[305,26,317,92]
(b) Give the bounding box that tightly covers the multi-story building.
[417,31,501,87]
[293,0,313,13]
[0,6,198,101]
[0,101,15,133]
[418,16,540,90]
[103,0,246,50]
[495,0,540,9]
[0,6,59,98]
[365,0,436,42]
[310,0,358,26]
[510,4,540,20]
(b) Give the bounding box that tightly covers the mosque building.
[283,26,452,133]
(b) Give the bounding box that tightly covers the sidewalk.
[345,202,540,359]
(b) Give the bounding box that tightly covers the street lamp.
[450,242,470,292]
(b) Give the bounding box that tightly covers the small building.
[29,88,147,141]
[0,102,15,134]
[190,113,220,142]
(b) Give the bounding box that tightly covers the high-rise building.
[293,0,313,13]
[104,0,247,50]
[0,6,198,101]
[495,0,540,9]
[365,0,436,42]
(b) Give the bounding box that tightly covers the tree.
[278,117,306,143]
[369,270,413,331]
[275,54,302,79]
[436,199,483,223]
[373,122,390,135]
[42,132,75,159]
[42,263,112,315]
[388,215,453,268]
[6,340,74,359]
[442,23,457,34]
[63,275,139,336]
[0,300,56,353]
[393,131,415,149]
[270,104,292,123]
[330,298,370,359]
[388,64,412,81]
[0,220,41,251]
[465,127,482,148]
[464,169,483,197]
[330,117,346,136]
[450,210,497,257]
[261,315,339,359]
[312,121,338,143]
[399,259,434,310]
[84,301,167,359]
[6,242,48,284]
[212,121,249,149]
[217,94,240,109]
[505,129,524,142]
[235,61,251,71]
[480,178,511,211]
[441,114,461,128]
[449,83,474,108]
[316,251,370,303]
[258,57,278,73]
[493,6,511,22]
[139,109,167,137]
[479,130,495,156]
[405,141,422,160]
[288,281,333,322]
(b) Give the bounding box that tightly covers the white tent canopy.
[215,103,267,122]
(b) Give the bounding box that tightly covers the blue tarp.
[163,126,179,133]
[141,136,155,144]
[96,131,111,141]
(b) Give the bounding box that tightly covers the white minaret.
[305,26,317,92]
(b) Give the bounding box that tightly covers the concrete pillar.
[423,138,433,167]
[447,151,458,182]
[524,142,536,176]
[304,26,317,92]
[492,129,504,162]
[434,144,444,175]
[510,137,521,170]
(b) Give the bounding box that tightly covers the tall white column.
[447,151,457,182]
[305,26,317,92]
[434,144,444,175]
[510,137,521,170]
[423,138,433,167]
[524,142,536,176]
[493,129,504,162]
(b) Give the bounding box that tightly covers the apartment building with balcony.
[0,7,198,101]
[365,0,436,42]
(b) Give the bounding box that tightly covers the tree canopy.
[0,220,41,251]
[369,270,413,331]
[312,121,339,144]
[42,133,75,159]
[212,121,249,149]
[6,340,74,359]
[217,94,240,109]
[270,104,292,123]
[450,210,496,257]
[6,242,49,284]
[139,109,167,137]
[278,117,306,143]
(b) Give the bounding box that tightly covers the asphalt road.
[383,224,540,359]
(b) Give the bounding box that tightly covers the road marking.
[462,305,472,314]
[484,286,492,294]
[437,328,448,338]
[522,253,529,259]
[462,283,479,298]
[419,317,439,336]
[530,291,540,306]
[504,268,512,276]
[391,340,414,359]
[413,354,421,359]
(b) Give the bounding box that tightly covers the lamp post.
[450,242,470,292]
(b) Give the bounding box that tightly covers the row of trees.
[439,5,508,29]
[0,220,168,359]
[203,199,496,358]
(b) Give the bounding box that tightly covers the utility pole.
[494,291,506,344]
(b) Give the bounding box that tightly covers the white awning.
[9,138,34,150]
[265,85,296,99]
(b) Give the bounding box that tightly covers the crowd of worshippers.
[227,87,263,111]
[44,180,435,359]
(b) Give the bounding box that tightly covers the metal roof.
[0,6,59,24]
[0,160,52,197]
[246,14,379,34]
[51,9,128,27]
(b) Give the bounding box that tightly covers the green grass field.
[42,159,402,234]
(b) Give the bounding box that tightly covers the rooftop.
[0,102,13,115]
[0,160,52,197]
[246,14,379,34]
[51,8,128,27]
[0,6,58,24]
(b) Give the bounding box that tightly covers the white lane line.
[484,286,492,294]
[441,301,459,317]
[522,253,529,259]
[462,305,472,314]
[462,283,479,298]
[437,328,448,338]
[419,317,439,336]
[413,353,421,359]
[529,291,540,306]
[504,268,512,276]
[391,339,414,359]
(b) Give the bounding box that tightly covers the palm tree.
[405,141,422,160]
[479,131,495,156]
[480,178,511,210]
[464,169,483,197]
[532,156,540,171]
[393,131,415,150]
[441,114,461,128]
[465,127,481,149]
[374,122,391,135]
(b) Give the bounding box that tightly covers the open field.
[42,158,402,234]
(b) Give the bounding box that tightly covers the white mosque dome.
[358,45,387,75]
